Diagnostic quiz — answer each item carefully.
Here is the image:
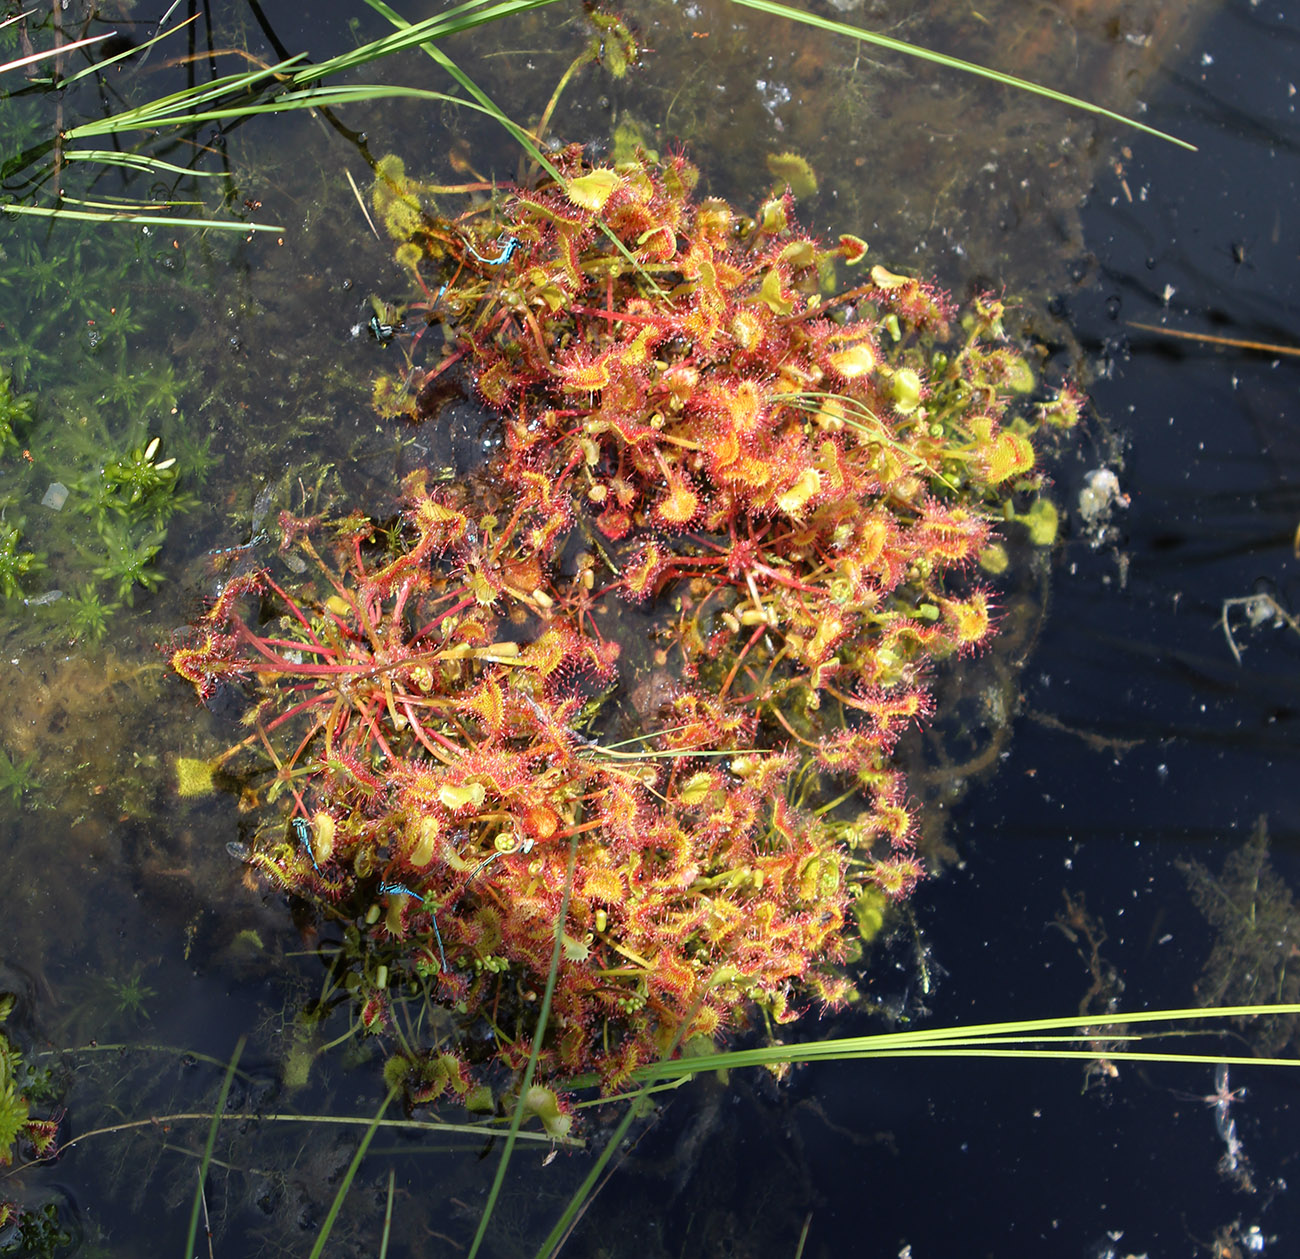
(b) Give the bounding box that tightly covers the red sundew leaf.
[838,233,869,264]
[171,631,250,702]
[510,181,593,225]
[867,852,925,899]
[939,589,997,654]
[454,673,507,740]
[651,468,701,529]
[736,746,798,795]
[813,728,886,776]
[621,539,672,603]
[21,1117,61,1160]
[856,686,933,750]
[585,408,661,449]
[556,346,614,393]
[565,168,622,212]
[474,356,518,408]
[910,499,990,566]
[867,265,956,332]
[982,428,1036,484]
[819,325,879,382]
[202,567,267,628]
[581,864,627,904]
[615,322,665,370]
[595,504,633,540]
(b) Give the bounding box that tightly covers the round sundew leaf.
[759,267,795,315]
[565,169,620,211]
[827,341,876,378]
[892,367,923,414]
[838,233,869,264]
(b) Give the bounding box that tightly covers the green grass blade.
[468,832,580,1259]
[0,32,116,77]
[61,57,310,139]
[379,1168,396,1259]
[362,0,560,168]
[292,0,559,82]
[183,1036,245,1259]
[56,15,200,88]
[728,0,1197,152]
[308,1087,397,1259]
[60,150,226,178]
[63,82,501,138]
[532,992,712,1259]
[628,1003,1300,1081]
[2,203,284,231]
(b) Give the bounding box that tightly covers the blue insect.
[378,881,448,975]
[293,817,321,872]
[463,234,521,267]
[207,530,268,560]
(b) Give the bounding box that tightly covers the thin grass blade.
[183,1036,245,1259]
[307,1087,397,1259]
[55,14,200,87]
[468,832,580,1259]
[60,150,226,178]
[2,203,284,231]
[0,31,115,77]
[727,0,1196,152]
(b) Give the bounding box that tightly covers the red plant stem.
[255,636,339,658]
[765,701,820,748]
[412,593,476,640]
[718,622,768,701]
[399,698,460,762]
[356,697,398,763]
[260,575,329,650]
[231,621,363,676]
[254,723,309,816]
[551,815,607,841]
[569,304,661,327]
[262,692,334,735]
[821,683,876,715]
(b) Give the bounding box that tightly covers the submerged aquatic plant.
[59,585,118,645]
[0,747,39,809]
[1179,816,1300,1056]
[0,369,33,456]
[91,435,181,526]
[104,966,156,1023]
[91,522,165,604]
[174,147,1077,1100]
[0,522,44,602]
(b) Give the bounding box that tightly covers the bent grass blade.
[728,0,1197,152]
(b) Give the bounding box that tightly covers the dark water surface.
[2,1,1298,1256]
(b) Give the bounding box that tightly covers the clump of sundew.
[172,145,1081,1108]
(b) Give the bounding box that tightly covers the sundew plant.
[4,2,1297,1256]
